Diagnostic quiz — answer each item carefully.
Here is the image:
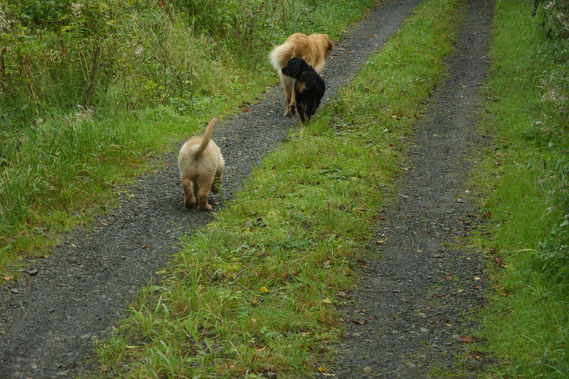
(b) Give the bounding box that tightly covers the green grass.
[0,0,376,277]
[95,0,463,376]
[467,0,569,377]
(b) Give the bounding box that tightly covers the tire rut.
[332,0,494,377]
[0,1,420,377]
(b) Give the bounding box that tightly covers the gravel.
[0,0,420,377]
[331,0,495,376]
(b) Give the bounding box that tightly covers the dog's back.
[269,33,332,73]
[178,118,219,175]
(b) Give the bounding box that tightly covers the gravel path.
[332,0,495,376]
[0,1,420,377]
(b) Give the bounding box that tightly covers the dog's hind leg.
[197,177,214,211]
[282,75,296,117]
[289,87,297,116]
[181,176,196,209]
[297,99,308,123]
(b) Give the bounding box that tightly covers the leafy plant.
[534,0,569,38]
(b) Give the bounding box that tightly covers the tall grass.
[0,0,375,273]
[95,0,463,375]
[470,0,569,376]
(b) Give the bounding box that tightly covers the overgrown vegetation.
[95,0,463,375]
[470,0,569,376]
[0,0,375,273]
[534,0,569,38]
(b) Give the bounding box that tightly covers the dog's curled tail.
[269,41,296,71]
[192,118,218,155]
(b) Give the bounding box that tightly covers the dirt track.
[0,0,421,377]
[332,0,494,376]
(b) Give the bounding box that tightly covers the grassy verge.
[0,0,375,277]
[95,0,463,376]
[468,0,569,376]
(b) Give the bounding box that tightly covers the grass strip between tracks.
[96,0,463,376]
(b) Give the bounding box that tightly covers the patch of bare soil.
[331,0,495,376]
[0,0,420,377]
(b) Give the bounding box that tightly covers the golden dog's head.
[309,33,334,57]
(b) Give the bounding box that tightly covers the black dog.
[281,57,326,123]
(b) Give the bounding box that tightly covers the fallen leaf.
[467,351,485,360]
[494,257,505,267]
[457,335,478,343]
[350,316,378,326]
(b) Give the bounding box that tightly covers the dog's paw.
[198,204,213,211]
[184,197,197,209]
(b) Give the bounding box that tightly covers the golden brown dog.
[178,118,224,211]
[270,33,333,117]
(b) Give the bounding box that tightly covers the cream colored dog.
[178,118,224,211]
[270,33,333,116]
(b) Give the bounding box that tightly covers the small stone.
[27,268,38,276]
